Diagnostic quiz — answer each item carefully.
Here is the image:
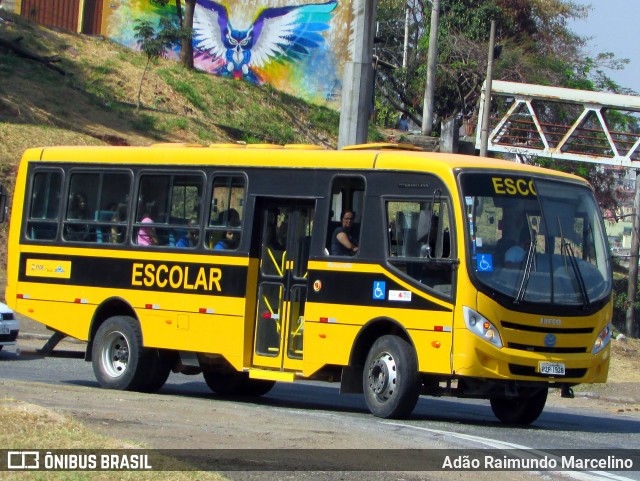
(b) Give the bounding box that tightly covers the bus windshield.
[461,173,611,307]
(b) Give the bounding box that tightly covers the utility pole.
[480,20,496,157]
[421,0,440,136]
[626,170,640,337]
[402,2,410,70]
[338,0,378,149]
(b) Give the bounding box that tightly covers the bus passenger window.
[386,199,453,296]
[206,175,245,251]
[27,170,63,241]
[135,173,203,247]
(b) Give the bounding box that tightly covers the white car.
[0,302,19,351]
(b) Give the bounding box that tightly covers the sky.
[568,0,639,94]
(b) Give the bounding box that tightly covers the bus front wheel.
[92,316,153,391]
[363,335,420,419]
[490,387,548,425]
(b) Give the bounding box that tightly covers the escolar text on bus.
[491,177,537,196]
[131,263,222,292]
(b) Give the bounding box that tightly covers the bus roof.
[22,144,586,184]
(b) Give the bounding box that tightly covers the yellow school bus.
[6,143,613,424]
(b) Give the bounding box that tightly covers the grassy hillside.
[0,10,352,179]
[0,10,374,272]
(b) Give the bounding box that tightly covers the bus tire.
[139,349,174,393]
[92,316,150,391]
[363,335,420,419]
[490,387,548,425]
[203,369,247,395]
[243,379,276,397]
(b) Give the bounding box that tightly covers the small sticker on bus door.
[389,290,411,302]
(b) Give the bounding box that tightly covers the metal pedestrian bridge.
[476,80,640,167]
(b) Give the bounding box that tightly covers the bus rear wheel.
[363,335,420,419]
[140,349,174,393]
[92,316,153,391]
[490,387,548,425]
[243,378,276,397]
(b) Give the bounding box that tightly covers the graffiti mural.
[104,0,349,106]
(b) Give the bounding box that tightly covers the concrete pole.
[421,0,440,136]
[402,2,410,70]
[479,20,496,158]
[626,170,640,337]
[338,0,378,149]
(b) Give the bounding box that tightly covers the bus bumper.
[452,330,611,385]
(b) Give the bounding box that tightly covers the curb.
[18,332,86,344]
[572,391,640,404]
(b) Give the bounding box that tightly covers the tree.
[374,0,631,128]
[150,0,196,69]
[133,17,186,111]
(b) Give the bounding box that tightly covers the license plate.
[539,362,565,376]
[0,327,9,335]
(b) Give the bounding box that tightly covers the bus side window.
[97,173,132,245]
[27,170,63,241]
[386,199,453,296]
[206,175,245,251]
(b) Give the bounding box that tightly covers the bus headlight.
[591,322,613,355]
[463,306,503,348]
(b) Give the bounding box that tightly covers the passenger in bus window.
[331,210,359,256]
[66,192,91,241]
[110,204,127,243]
[227,208,241,227]
[69,192,90,220]
[176,219,200,248]
[505,227,532,268]
[213,230,238,250]
[137,202,159,245]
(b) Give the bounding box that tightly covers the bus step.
[248,368,296,382]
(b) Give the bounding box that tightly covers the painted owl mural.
[105,0,349,106]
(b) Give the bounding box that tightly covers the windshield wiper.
[514,233,536,303]
[561,240,591,309]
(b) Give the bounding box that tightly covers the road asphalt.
[10,314,640,405]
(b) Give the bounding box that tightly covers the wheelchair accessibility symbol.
[477,254,493,272]
[373,281,386,300]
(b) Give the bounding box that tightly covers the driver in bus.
[331,210,359,256]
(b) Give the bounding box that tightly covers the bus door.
[252,199,315,371]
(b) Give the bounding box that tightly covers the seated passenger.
[66,192,92,241]
[176,219,199,248]
[505,228,531,268]
[330,210,359,256]
[214,230,238,250]
[137,203,158,245]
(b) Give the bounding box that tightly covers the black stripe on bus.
[307,270,452,312]
[18,253,248,297]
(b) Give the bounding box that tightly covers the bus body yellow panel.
[5,143,614,423]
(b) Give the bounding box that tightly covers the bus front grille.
[507,343,587,354]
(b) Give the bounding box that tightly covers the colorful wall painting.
[103,0,352,107]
